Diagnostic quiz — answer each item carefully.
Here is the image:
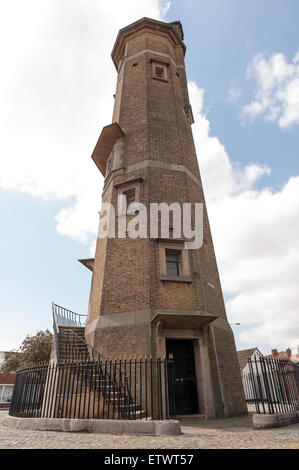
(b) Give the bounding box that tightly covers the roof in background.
[237,348,263,370]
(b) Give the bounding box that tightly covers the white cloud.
[188,82,270,203]
[227,87,242,103]
[241,51,299,128]
[161,2,171,16]
[189,82,299,351]
[0,0,162,244]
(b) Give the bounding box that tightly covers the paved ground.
[0,410,298,449]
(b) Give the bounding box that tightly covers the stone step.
[59,335,86,340]
[59,326,85,332]
[59,340,86,344]
[59,346,87,351]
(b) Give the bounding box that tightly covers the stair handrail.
[52,302,133,415]
[52,303,60,362]
[59,328,132,414]
[58,328,134,416]
[52,302,87,328]
[57,327,107,362]
[52,302,106,362]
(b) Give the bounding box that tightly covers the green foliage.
[1,329,53,373]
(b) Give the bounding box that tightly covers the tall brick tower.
[81,18,247,418]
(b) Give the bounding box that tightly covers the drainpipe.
[210,324,229,418]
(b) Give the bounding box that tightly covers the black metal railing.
[57,328,134,408]
[9,358,176,421]
[57,328,106,362]
[242,357,299,414]
[52,303,87,328]
[52,302,87,363]
[52,303,132,404]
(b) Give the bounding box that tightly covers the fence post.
[245,357,299,415]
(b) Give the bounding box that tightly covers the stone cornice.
[111,17,186,70]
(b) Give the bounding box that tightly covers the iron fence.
[9,358,175,420]
[242,357,299,414]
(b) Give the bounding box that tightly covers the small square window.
[152,61,168,81]
[115,178,142,213]
[166,249,180,276]
[155,66,164,79]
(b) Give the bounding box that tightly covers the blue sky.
[0,0,298,354]
[168,0,299,186]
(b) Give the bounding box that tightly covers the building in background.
[0,374,15,409]
[237,348,264,375]
[0,351,18,409]
[266,348,299,364]
[0,351,9,370]
[292,347,299,363]
[238,346,299,406]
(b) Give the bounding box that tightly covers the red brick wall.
[0,373,15,385]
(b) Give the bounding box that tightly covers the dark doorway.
[166,339,199,415]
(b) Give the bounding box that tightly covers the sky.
[0,0,299,355]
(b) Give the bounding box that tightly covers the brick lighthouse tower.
[81,18,247,418]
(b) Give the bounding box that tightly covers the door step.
[177,414,205,419]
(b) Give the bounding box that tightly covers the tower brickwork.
[83,18,247,418]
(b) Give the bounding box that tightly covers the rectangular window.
[3,385,13,402]
[123,188,136,209]
[155,66,164,79]
[151,60,169,82]
[166,250,180,276]
[184,104,195,125]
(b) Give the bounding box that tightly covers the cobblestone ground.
[0,411,298,449]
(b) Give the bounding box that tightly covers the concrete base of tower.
[87,309,246,420]
[2,415,181,436]
[210,318,248,417]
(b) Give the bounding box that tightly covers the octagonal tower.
[82,18,247,418]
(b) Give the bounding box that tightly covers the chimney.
[271,349,278,358]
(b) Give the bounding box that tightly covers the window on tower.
[151,60,169,81]
[155,66,164,79]
[105,152,114,177]
[123,188,136,209]
[165,249,180,276]
[159,241,192,283]
[114,177,143,216]
[184,104,195,125]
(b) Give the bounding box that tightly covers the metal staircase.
[57,326,89,362]
[9,303,174,420]
[52,303,139,419]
